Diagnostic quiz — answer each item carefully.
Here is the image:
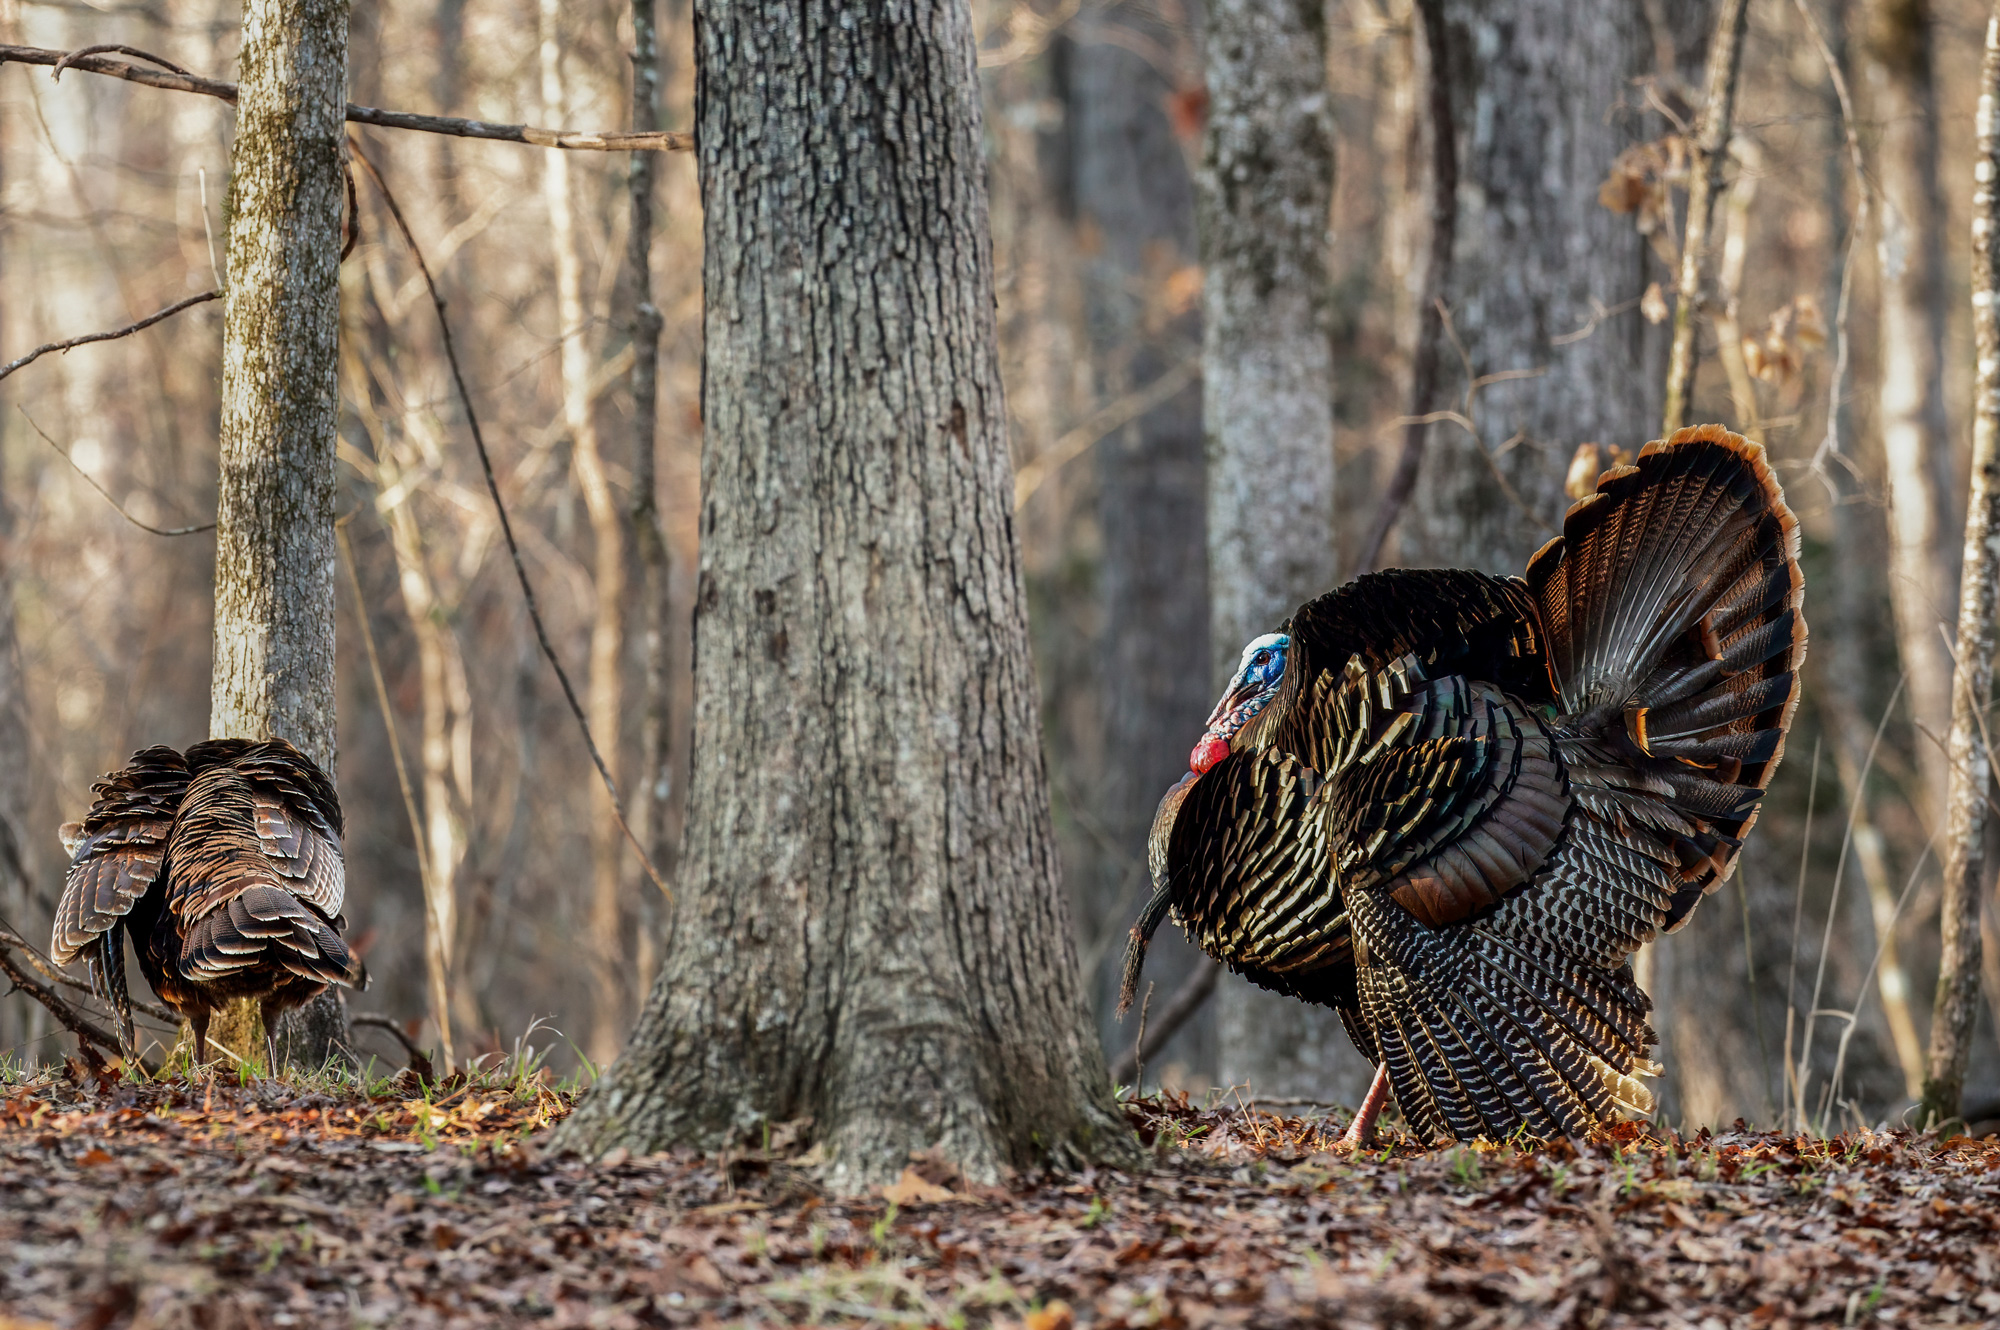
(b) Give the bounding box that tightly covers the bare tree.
[553,0,1131,1186]
[1662,0,1749,433]
[1199,0,1370,1105]
[0,425,45,1060]
[205,0,352,1069]
[1057,8,1216,1082]
[1921,0,2000,1130]
[1866,0,1957,832]
[538,0,631,1067]
[1401,0,1675,576]
[340,340,471,1073]
[626,0,675,997]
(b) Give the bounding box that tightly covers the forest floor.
[1,1063,1997,1329]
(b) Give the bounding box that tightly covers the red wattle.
[1190,734,1231,774]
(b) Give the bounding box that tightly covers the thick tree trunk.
[207,0,352,1071]
[553,0,1131,1188]
[1866,0,1957,833]
[1404,1,1710,1113]
[1921,3,2000,1129]
[1199,0,1369,1105]
[1401,0,1667,576]
[1057,20,1216,1083]
[538,0,631,1069]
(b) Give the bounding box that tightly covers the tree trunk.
[1199,0,1370,1106]
[0,412,45,1063]
[553,0,1132,1188]
[1920,2,2000,1129]
[538,0,631,1070]
[1401,0,1669,576]
[376,441,468,1073]
[1661,0,1749,434]
[1058,13,1216,1087]
[1403,1,1701,1106]
[1866,0,1957,834]
[207,0,352,1071]
[626,0,675,1002]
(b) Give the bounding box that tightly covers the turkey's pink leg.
[1341,1064,1392,1149]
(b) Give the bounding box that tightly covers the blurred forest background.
[1,0,1996,1132]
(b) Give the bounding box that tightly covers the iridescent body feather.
[1125,427,1805,1141]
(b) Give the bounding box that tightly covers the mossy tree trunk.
[206,0,352,1072]
[554,0,1131,1189]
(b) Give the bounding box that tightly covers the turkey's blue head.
[1190,633,1290,774]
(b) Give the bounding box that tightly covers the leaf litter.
[1,1069,1996,1328]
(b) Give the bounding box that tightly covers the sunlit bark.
[206,0,351,1071]
[1921,2,2000,1129]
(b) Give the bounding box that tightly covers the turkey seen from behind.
[1125,426,1806,1144]
[51,737,367,1073]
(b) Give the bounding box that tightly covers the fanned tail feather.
[1528,425,1805,931]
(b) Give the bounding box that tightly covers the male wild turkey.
[1124,426,1804,1144]
[51,737,364,1070]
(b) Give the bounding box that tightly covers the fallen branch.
[350,1014,436,1079]
[0,44,693,152]
[0,923,176,1026]
[0,289,218,385]
[0,945,156,1075]
[1109,961,1219,1086]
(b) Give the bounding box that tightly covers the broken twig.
[0,944,156,1075]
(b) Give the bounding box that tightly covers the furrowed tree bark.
[207,0,353,1072]
[539,0,630,1069]
[1199,0,1370,1106]
[1661,0,1749,434]
[1920,3,2000,1129]
[1355,0,1455,577]
[1866,0,1957,833]
[1058,16,1215,1081]
[553,0,1132,1188]
[626,0,674,1000]
[1404,0,1672,575]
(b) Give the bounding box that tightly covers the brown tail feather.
[1528,425,1805,933]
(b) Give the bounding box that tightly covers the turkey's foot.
[1338,1064,1391,1150]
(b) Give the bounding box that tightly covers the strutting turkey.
[51,737,366,1071]
[1122,426,1805,1144]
